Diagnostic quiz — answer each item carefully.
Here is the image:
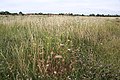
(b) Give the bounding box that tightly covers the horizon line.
[0,10,120,15]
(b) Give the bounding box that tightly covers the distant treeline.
[0,11,23,15]
[0,11,120,17]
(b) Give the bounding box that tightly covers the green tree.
[19,11,24,15]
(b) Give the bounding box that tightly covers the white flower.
[54,71,57,74]
[68,49,71,51]
[54,55,63,59]
[50,51,54,55]
[67,39,70,42]
[60,43,64,47]
[46,64,49,67]
[100,43,103,45]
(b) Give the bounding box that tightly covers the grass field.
[0,15,120,80]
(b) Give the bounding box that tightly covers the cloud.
[0,0,120,14]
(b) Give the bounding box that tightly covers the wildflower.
[50,51,54,55]
[46,64,49,67]
[54,71,57,74]
[32,42,37,46]
[54,55,63,59]
[99,65,103,67]
[38,76,41,78]
[68,49,71,51]
[7,75,9,77]
[67,39,70,42]
[60,43,64,47]
[67,76,71,80]
[100,43,103,45]
[62,59,65,62]
[40,52,43,55]
[37,65,39,67]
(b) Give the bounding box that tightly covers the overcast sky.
[0,0,120,14]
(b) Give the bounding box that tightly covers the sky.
[0,0,120,14]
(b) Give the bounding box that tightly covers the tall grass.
[0,15,120,80]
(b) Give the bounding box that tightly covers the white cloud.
[0,0,120,14]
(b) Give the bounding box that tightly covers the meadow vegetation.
[0,15,120,80]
